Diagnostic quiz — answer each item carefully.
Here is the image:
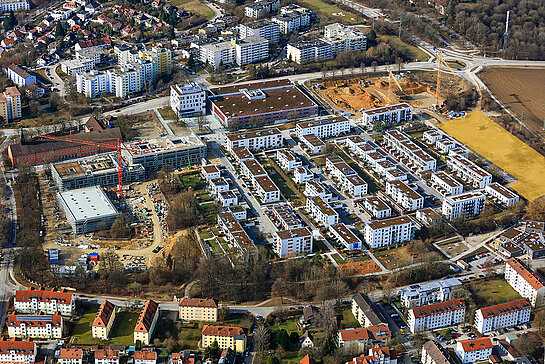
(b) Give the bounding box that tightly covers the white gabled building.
[306,196,339,227]
[226,128,283,153]
[431,171,463,196]
[274,227,313,257]
[304,181,332,202]
[474,298,531,334]
[329,223,362,250]
[364,215,415,249]
[385,180,424,211]
[170,83,206,118]
[295,116,350,140]
[14,287,74,316]
[408,299,466,333]
[361,195,391,219]
[442,192,486,221]
[7,313,63,339]
[485,182,520,207]
[361,103,413,126]
[455,338,492,364]
[277,149,302,172]
[505,258,545,306]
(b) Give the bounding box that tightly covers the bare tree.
[197,115,208,131]
[317,300,337,335]
[254,321,270,353]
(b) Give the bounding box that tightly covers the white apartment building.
[209,178,230,195]
[300,134,325,154]
[423,129,445,145]
[436,138,457,153]
[231,147,254,164]
[362,195,391,219]
[218,191,238,207]
[295,116,350,139]
[375,160,397,177]
[199,41,235,68]
[234,36,269,66]
[241,159,267,185]
[272,4,311,33]
[201,165,221,181]
[505,258,545,306]
[364,215,415,249]
[306,196,339,227]
[255,175,280,203]
[268,203,302,230]
[274,227,313,257]
[60,58,96,76]
[474,298,531,334]
[385,180,424,211]
[383,130,436,172]
[304,181,333,202]
[287,39,333,64]
[323,23,367,54]
[346,135,366,151]
[385,168,408,182]
[0,338,36,364]
[14,288,74,316]
[326,155,368,198]
[277,150,302,171]
[59,349,83,364]
[431,171,463,196]
[353,142,376,159]
[239,19,280,42]
[0,0,29,12]
[400,278,463,308]
[7,313,63,339]
[442,191,486,221]
[170,83,206,117]
[421,341,455,364]
[361,103,413,126]
[365,152,387,168]
[408,299,466,333]
[447,153,492,189]
[342,175,368,198]
[226,128,283,152]
[352,293,386,327]
[485,182,520,207]
[293,166,313,184]
[329,223,362,250]
[455,338,492,364]
[244,0,279,18]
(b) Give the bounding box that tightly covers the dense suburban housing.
[14,287,74,316]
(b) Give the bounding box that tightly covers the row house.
[351,293,386,327]
[293,166,313,184]
[217,213,255,253]
[385,180,424,211]
[484,182,520,207]
[306,196,339,227]
[218,191,238,207]
[300,134,325,154]
[255,175,280,203]
[326,155,367,197]
[408,299,466,333]
[231,147,254,164]
[474,298,531,334]
[447,153,492,189]
[208,178,229,195]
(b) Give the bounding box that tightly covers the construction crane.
[435,51,457,108]
[36,134,139,198]
[386,66,404,104]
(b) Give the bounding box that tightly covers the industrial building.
[57,186,119,235]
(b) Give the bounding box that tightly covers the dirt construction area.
[338,259,382,276]
[439,111,545,201]
[479,67,545,138]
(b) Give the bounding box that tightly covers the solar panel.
[16,315,54,321]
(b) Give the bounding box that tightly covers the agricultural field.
[479,67,545,137]
[439,111,545,200]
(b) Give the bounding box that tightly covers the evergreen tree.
[55,22,65,37]
[3,11,16,32]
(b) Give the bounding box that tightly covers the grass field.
[298,0,363,24]
[468,277,521,306]
[439,111,545,200]
[157,106,177,120]
[71,305,139,345]
[171,0,214,19]
[387,36,430,62]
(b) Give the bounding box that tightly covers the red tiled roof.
[92,300,115,328]
[134,350,157,361]
[507,258,545,290]
[7,312,62,328]
[201,325,245,337]
[95,348,119,360]
[478,298,531,319]
[0,338,35,355]
[15,287,72,305]
[300,354,316,364]
[410,299,466,319]
[339,324,391,342]
[134,300,158,333]
[170,353,194,364]
[60,348,82,359]
[459,337,493,353]
[178,298,217,308]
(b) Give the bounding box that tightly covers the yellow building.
[140,46,172,75]
[178,298,218,322]
[92,300,117,340]
[4,87,21,120]
[201,325,246,353]
[133,300,159,345]
[0,94,8,122]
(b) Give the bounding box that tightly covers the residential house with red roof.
[178,298,218,323]
[94,347,119,364]
[134,349,157,364]
[474,298,531,333]
[505,257,545,306]
[201,325,246,353]
[347,345,397,364]
[14,287,74,316]
[59,348,83,364]
[338,324,391,354]
[168,352,195,364]
[7,312,63,339]
[134,300,159,345]
[300,354,316,364]
[0,338,36,364]
[455,337,492,364]
[408,299,466,333]
[92,300,117,340]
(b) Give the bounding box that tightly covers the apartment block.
[361,103,413,126]
[361,195,391,219]
[295,116,350,140]
[217,213,255,253]
[92,300,117,340]
[255,175,280,203]
[201,325,246,353]
[201,165,221,181]
[0,338,36,364]
[0,87,22,121]
[408,299,466,333]
[244,0,279,18]
[474,298,531,334]
[400,278,463,308]
[306,196,339,227]
[170,83,206,118]
[505,258,545,306]
[431,171,463,196]
[300,134,325,154]
[231,147,254,164]
[0,0,29,12]
[337,324,390,353]
[239,19,280,42]
[59,349,83,364]
[274,227,313,257]
[218,191,238,207]
[442,191,486,221]
[323,23,367,54]
[234,36,269,66]
[304,181,333,202]
[94,348,119,364]
[455,338,492,364]
[423,130,445,145]
[421,341,455,364]
[272,5,311,33]
[14,287,74,316]
[385,180,424,211]
[287,39,333,64]
[447,153,492,189]
[347,345,397,364]
[485,182,520,207]
[178,298,218,322]
[351,293,387,327]
[199,41,235,68]
[226,128,283,152]
[7,312,63,339]
[277,149,302,171]
[241,158,267,185]
[134,350,157,364]
[326,155,368,198]
[363,215,415,249]
[267,204,303,230]
[134,300,159,345]
[6,64,36,87]
[294,166,313,184]
[383,129,436,172]
[329,223,362,250]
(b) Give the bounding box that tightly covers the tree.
[197,115,208,130]
[254,321,271,352]
[3,11,16,32]
[526,197,545,221]
[275,329,290,350]
[203,341,220,359]
[110,215,132,238]
[367,29,377,44]
[317,301,337,335]
[187,54,196,71]
[512,333,543,358]
[289,332,299,344]
[55,22,66,38]
[371,61,378,73]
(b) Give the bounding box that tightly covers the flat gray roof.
[58,186,117,222]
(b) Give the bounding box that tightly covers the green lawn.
[180,173,203,188]
[179,323,201,350]
[387,36,430,62]
[298,0,363,24]
[338,308,359,329]
[221,313,254,331]
[171,0,214,19]
[468,278,521,307]
[157,106,177,120]
[374,245,414,270]
[70,304,99,344]
[208,239,224,255]
[71,306,139,345]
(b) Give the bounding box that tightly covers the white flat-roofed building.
[365,152,386,168]
[0,338,36,364]
[295,116,350,139]
[408,299,466,333]
[385,168,408,182]
[0,0,29,12]
[226,128,283,152]
[423,130,444,145]
[342,174,368,198]
[431,171,463,196]
[60,58,95,76]
[362,195,391,219]
[300,134,325,154]
[485,183,520,207]
[227,205,246,220]
[364,215,415,249]
[447,153,492,189]
[375,160,397,177]
[199,41,235,69]
[346,135,366,151]
[385,180,424,211]
[231,147,254,164]
[306,196,339,227]
[323,23,367,54]
[57,186,118,235]
[442,191,485,221]
[201,165,221,181]
[255,175,280,203]
[416,208,441,227]
[449,147,469,159]
[209,178,230,195]
[383,130,435,172]
[218,213,255,253]
[293,166,313,184]
[218,191,238,207]
[505,257,545,306]
[361,103,413,126]
[329,223,362,250]
[455,338,492,364]
[326,156,368,197]
[305,181,333,202]
[7,313,63,339]
[287,39,333,64]
[474,298,531,334]
[234,36,269,66]
[436,138,456,153]
[421,341,455,364]
[353,142,376,159]
[170,83,206,117]
[244,0,279,18]
[241,158,267,184]
[274,227,312,257]
[239,19,280,42]
[400,278,463,308]
[268,203,302,230]
[14,287,74,316]
[277,149,302,171]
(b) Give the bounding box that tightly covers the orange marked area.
[339,259,382,276]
